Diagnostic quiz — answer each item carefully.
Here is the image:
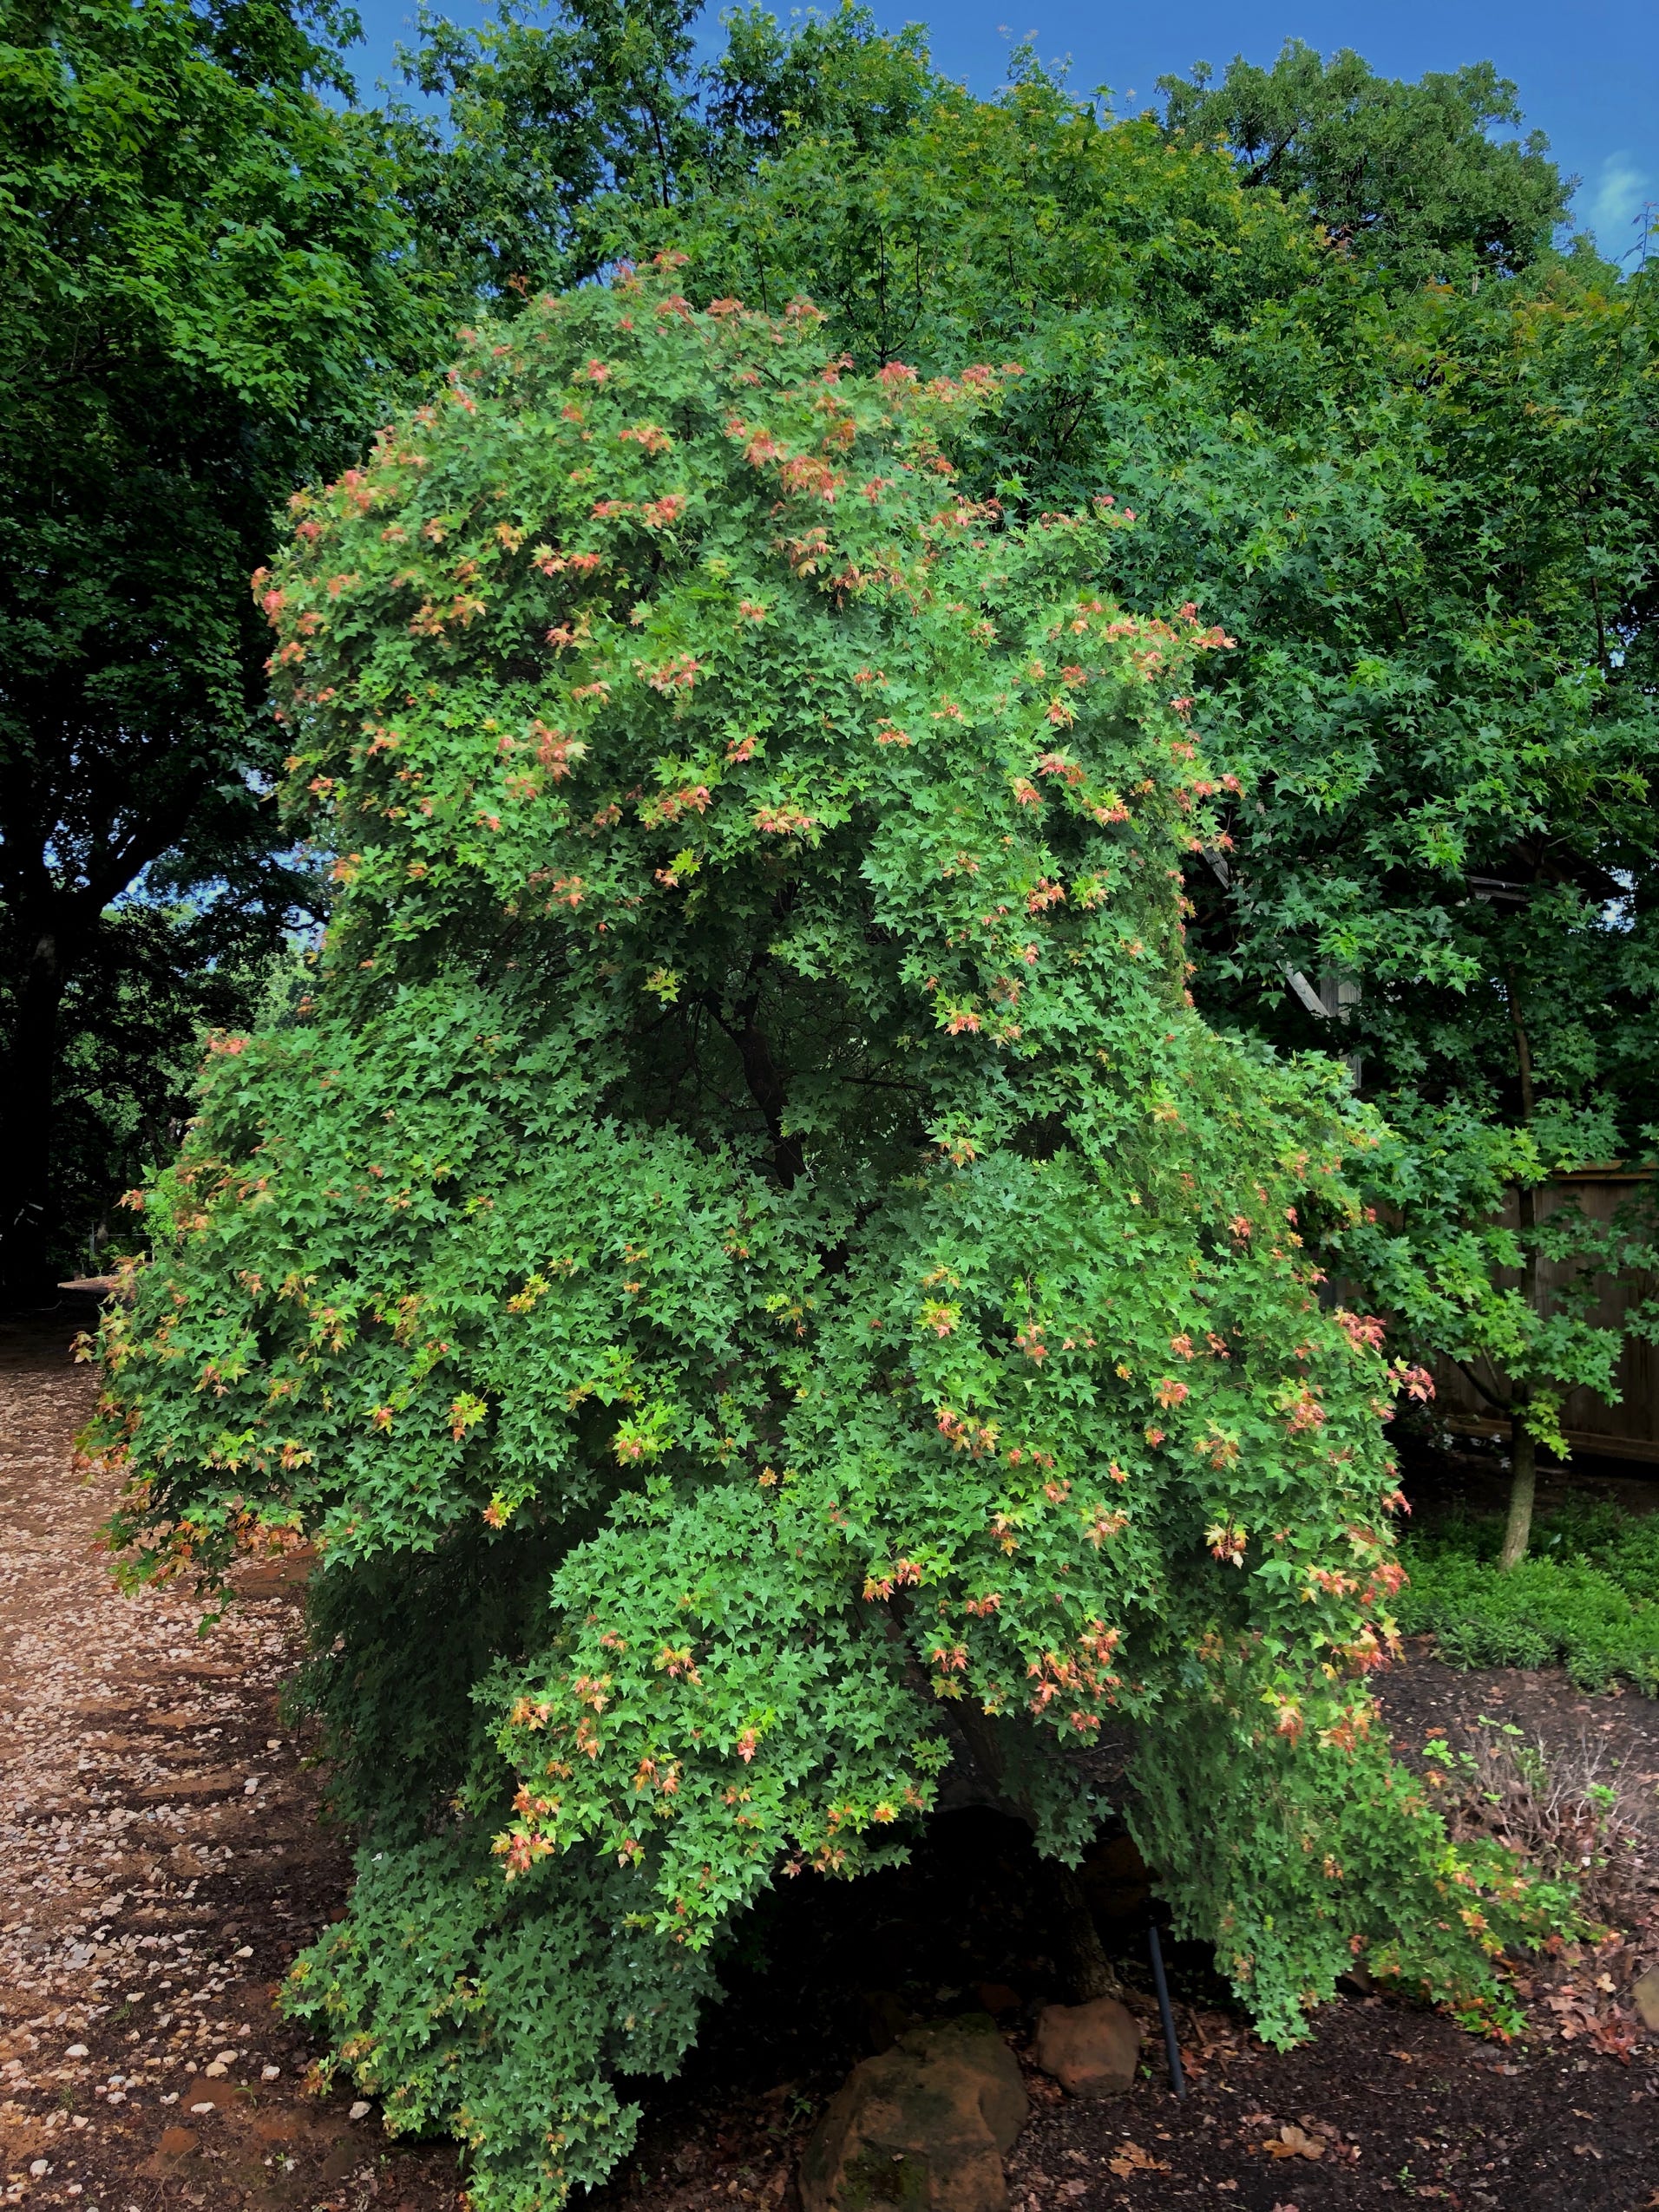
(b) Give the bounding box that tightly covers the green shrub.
[91,265,1567,2209]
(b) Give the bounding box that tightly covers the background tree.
[1157,38,1569,282]
[0,0,434,1294]
[395,0,935,304]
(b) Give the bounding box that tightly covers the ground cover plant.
[1398,1497,1659,1691]
[87,263,1589,2210]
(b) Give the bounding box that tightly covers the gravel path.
[0,1311,458,2211]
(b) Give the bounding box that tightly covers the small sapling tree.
[91,264,1572,2210]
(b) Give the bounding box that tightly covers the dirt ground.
[0,1306,462,2212]
[3,1307,1657,2212]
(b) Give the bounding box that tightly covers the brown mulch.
[3,1307,1658,2212]
[0,1307,461,2210]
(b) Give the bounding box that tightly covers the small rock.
[65,2043,89,2059]
[1634,1963,1659,2033]
[800,2012,1026,2212]
[29,2161,50,2178]
[262,2064,282,2081]
[190,2100,215,2115]
[349,2098,371,2120]
[1033,1998,1141,2098]
[974,1983,1020,2018]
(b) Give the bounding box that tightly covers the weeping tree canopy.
[92,264,1574,2209]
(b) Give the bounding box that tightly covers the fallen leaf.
[1107,2143,1171,2179]
[1261,2124,1325,2160]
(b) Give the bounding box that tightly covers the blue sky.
[345,0,1657,264]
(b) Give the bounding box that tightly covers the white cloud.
[1584,152,1654,258]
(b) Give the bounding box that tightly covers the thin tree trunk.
[0,923,69,1301]
[1499,967,1542,1569]
[1498,1416,1536,1573]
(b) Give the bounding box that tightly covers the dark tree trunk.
[1,919,71,1302]
[954,1702,1122,2001]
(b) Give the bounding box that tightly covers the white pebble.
[233,1945,253,1958]
[66,2043,89,2058]
[213,2049,237,2065]
[189,2100,214,2115]
[261,2065,280,2081]
[348,2099,370,2120]
[29,2163,49,2178]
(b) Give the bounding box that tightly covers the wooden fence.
[1431,1169,1658,1466]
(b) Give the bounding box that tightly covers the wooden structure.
[1432,1168,1658,1466]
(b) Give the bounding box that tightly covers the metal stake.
[1147,1924,1185,2099]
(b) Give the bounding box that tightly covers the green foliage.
[1329,1095,1659,1461]
[1398,1502,1659,1692]
[608,62,1316,365]
[17,900,284,1273]
[1157,39,1569,280]
[0,0,432,1286]
[1128,1650,1584,2046]
[0,0,948,1286]
[286,1835,719,2212]
[612,57,1659,1464]
[397,0,936,304]
[620,65,1657,1141]
[89,267,1560,2203]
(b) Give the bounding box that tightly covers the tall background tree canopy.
[0,0,434,1290]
